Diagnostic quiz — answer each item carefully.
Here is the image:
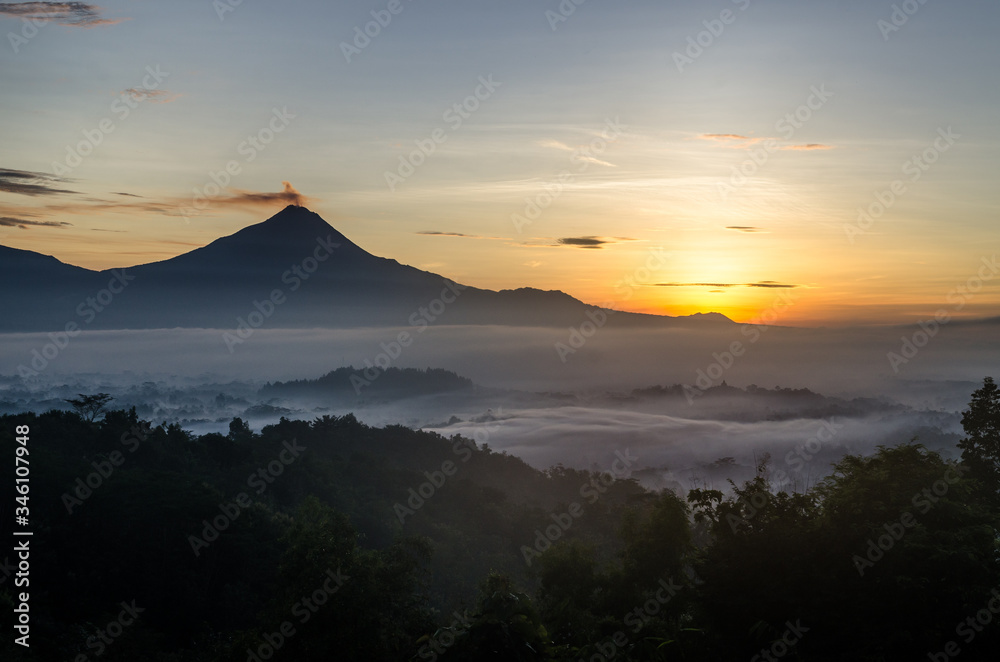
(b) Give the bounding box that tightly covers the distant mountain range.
[1,205,734,332]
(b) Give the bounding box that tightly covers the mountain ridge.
[0,205,734,331]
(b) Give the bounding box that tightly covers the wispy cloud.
[575,154,617,167]
[122,88,180,104]
[0,2,126,27]
[556,236,637,249]
[418,231,475,237]
[538,139,574,151]
[0,215,71,229]
[215,181,311,210]
[539,138,616,166]
[726,226,766,233]
[698,133,766,148]
[701,133,753,142]
[656,281,799,289]
[417,230,505,240]
[782,144,833,151]
[105,182,310,215]
[0,180,312,222]
[748,281,799,288]
[559,236,605,248]
[0,168,76,196]
[699,134,834,152]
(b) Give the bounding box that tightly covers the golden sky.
[2,0,998,326]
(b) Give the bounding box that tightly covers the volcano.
[0,205,732,332]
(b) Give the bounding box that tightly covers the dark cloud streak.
[0,2,126,27]
[0,168,76,196]
[0,216,71,229]
[122,88,179,104]
[556,236,636,249]
[223,181,308,209]
[656,281,799,289]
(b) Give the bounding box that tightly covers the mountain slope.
[0,205,734,331]
[0,245,109,332]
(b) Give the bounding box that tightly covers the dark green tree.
[808,444,999,659]
[227,497,431,662]
[958,376,1000,504]
[439,573,550,662]
[65,392,113,422]
[536,541,603,651]
[228,417,254,443]
[688,460,817,659]
[620,490,691,589]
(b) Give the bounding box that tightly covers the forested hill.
[260,366,475,400]
[2,377,999,661]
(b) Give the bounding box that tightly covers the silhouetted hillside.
[261,367,475,400]
[627,381,904,421]
[0,206,734,331]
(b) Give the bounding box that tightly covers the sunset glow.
[2,0,997,327]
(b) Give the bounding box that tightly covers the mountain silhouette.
[0,205,734,332]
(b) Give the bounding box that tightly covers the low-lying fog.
[1,323,993,491]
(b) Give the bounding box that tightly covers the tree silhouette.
[228,416,254,443]
[958,376,1000,504]
[65,392,113,422]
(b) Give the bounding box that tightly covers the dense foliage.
[1,379,999,661]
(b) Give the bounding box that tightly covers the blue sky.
[2,0,998,323]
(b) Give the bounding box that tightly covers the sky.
[1,0,998,326]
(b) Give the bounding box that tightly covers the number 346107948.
[15,425,30,518]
